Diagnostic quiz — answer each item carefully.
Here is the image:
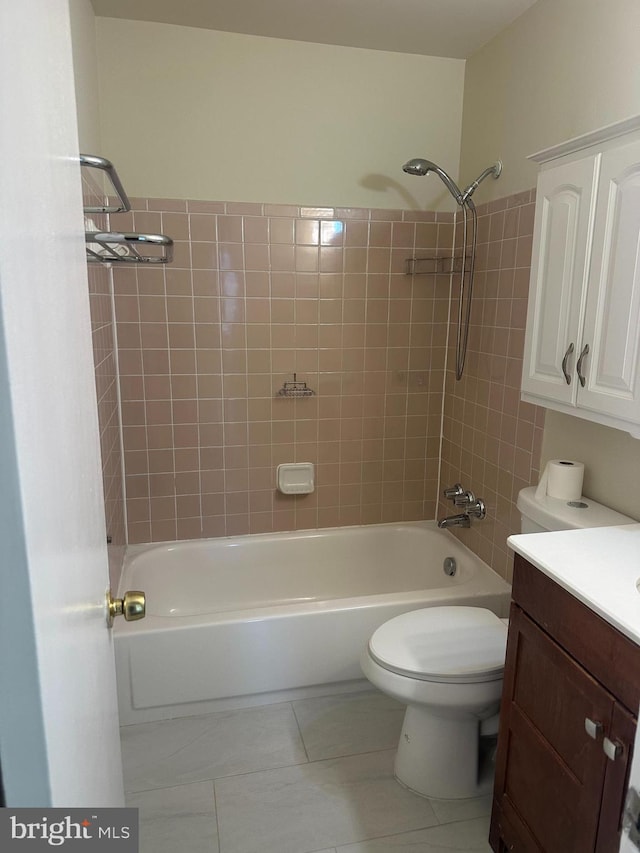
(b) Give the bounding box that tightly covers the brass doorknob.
[106,589,146,627]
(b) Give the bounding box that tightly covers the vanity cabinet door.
[595,701,635,853]
[577,139,640,424]
[492,605,614,853]
[521,154,599,406]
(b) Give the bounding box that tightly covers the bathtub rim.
[115,519,511,636]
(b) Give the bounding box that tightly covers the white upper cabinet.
[522,155,599,405]
[522,117,640,437]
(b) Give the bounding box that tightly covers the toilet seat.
[368,606,508,684]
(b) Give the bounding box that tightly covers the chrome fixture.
[577,343,590,387]
[402,159,465,204]
[443,483,465,501]
[80,153,130,213]
[443,556,457,576]
[439,483,486,527]
[438,513,471,529]
[81,154,174,265]
[465,497,487,520]
[452,489,477,508]
[401,158,502,207]
[402,157,502,379]
[460,163,504,206]
[405,255,467,276]
[85,231,173,264]
[276,373,316,398]
[561,342,575,385]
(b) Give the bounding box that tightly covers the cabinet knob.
[577,343,590,387]
[561,342,574,385]
[585,717,603,740]
[603,736,624,761]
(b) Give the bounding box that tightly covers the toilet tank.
[517,486,636,533]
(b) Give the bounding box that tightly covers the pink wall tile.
[105,188,541,583]
[112,197,449,543]
[438,192,544,581]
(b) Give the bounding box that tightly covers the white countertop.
[507,524,640,646]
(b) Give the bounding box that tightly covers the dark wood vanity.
[490,553,640,853]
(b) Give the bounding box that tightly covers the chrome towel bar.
[81,153,174,265]
[80,153,131,214]
[85,232,173,265]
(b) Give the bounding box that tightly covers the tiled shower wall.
[110,200,455,543]
[438,189,545,581]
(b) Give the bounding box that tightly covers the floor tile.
[126,781,219,853]
[121,703,307,792]
[335,816,492,851]
[293,691,405,761]
[428,795,492,825]
[214,749,438,853]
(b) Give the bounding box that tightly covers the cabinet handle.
[561,342,574,385]
[585,717,603,740]
[603,736,624,761]
[576,343,589,388]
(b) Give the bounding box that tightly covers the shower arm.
[461,162,502,205]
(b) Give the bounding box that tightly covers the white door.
[579,139,640,424]
[0,0,124,805]
[521,154,599,405]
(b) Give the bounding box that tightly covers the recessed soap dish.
[277,462,315,495]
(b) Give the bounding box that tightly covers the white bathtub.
[115,521,511,724]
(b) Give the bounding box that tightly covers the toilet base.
[394,705,495,799]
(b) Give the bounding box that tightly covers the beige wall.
[68,0,102,153]
[94,17,465,210]
[460,0,640,519]
[541,414,640,519]
[460,0,640,203]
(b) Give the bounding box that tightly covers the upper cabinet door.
[521,155,600,405]
[579,139,640,422]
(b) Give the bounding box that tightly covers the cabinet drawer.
[512,554,640,712]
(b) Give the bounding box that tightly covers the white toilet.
[361,486,636,800]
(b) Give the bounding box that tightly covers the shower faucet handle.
[465,498,487,520]
[443,483,464,501]
[454,490,476,507]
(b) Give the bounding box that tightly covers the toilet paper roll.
[535,459,585,502]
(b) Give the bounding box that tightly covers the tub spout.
[437,513,471,529]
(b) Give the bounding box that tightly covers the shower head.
[402,158,464,205]
[402,158,437,177]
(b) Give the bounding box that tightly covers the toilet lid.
[368,606,508,684]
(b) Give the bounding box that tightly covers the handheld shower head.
[401,154,503,382]
[402,158,437,177]
[402,158,464,204]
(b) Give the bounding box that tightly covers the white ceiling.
[90,0,539,59]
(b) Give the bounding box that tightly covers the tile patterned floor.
[121,690,493,853]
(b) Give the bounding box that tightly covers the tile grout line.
[125,744,403,796]
[289,700,311,764]
[211,778,221,853]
